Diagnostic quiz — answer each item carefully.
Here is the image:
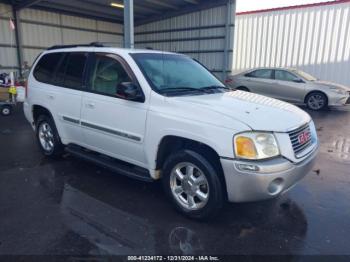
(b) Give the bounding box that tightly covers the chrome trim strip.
[62,116,80,124]
[81,121,141,142]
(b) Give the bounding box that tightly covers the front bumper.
[328,93,350,106]
[220,146,318,202]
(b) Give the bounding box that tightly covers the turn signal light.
[235,136,257,159]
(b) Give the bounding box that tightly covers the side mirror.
[293,79,304,83]
[116,82,144,102]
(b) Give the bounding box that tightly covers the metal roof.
[3,0,228,25]
[236,0,348,15]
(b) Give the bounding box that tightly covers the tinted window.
[64,53,87,89]
[275,70,300,82]
[33,53,62,84]
[246,69,273,79]
[54,53,69,85]
[88,54,131,96]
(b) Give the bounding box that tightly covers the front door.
[80,53,148,167]
[273,70,306,103]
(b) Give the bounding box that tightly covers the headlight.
[234,132,280,160]
[309,120,318,144]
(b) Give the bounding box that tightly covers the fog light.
[236,163,260,172]
[268,178,284,195]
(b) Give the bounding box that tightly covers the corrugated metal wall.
[233,1,350,86]
[0,2,123,74]
[135,3,235,80]
[0,3,17,72]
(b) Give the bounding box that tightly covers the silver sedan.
[226,68,350,110]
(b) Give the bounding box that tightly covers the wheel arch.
[304,90,329,105]
[155,135,227,198]
[236,86,250,92]
[32,104,54,124]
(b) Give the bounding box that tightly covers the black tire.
[162,150,224,220]
[1,105,12,116]
[305,91,328,111]
[36,115,64,158]
[236,86,249,92]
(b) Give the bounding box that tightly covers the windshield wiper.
[200,85,229,90]
[158,87,203,94]
[199,85,234,92]
[158,85,232,96]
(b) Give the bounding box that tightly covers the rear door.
[243,69,276,97]
[273,70,306,103]
[52,52,88,145]
[80,53,148,167]
[31,52,63,122]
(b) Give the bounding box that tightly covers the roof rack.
[47,42,120,50]
[47,42,107,50]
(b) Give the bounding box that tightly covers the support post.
[123,0,134,48]
[222,0,235,80]
[12,5,24,77]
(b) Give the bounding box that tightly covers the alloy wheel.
[307,94,325,110]
[38,122,55,153]
[170,162,209,211]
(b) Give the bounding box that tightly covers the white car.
[24,44,319,219]
[226,68,350,111]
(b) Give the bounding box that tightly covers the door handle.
[86,102,95,109]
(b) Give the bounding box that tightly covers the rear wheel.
[1,105,12,116]
[306,92,328,111]
[162,150,224,220]
[36,115,64,157]
[236,86,249,92]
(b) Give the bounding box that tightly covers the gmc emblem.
[298,131,311,145]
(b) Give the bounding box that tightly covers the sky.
[236,0,338,13]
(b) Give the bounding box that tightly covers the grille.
[346,92,350,104]
[288,123,312,156]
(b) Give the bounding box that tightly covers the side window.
[54,53,69,85]
[64,53,87,89]
[88,54,131,96]
[245,69,273,79]
[33,53,62,84]
[275,70,300,82]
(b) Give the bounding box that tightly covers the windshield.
[131,53,225,94]
[292,69,317,81]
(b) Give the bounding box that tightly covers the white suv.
[24,44,319,219]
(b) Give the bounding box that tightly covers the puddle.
[1,129,12,135]
[321,136,350,163]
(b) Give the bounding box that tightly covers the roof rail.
[47,42,106,50]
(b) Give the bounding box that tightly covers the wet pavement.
[0,105,350,256]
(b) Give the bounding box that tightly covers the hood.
[171,91,311,132]
[312,80,350,91]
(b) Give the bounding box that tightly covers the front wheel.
[162,150,224,220]
[306,92,328,111]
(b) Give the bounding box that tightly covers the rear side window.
[33,53,62,84]
[53,52,87,89]
[245,69,273,79]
